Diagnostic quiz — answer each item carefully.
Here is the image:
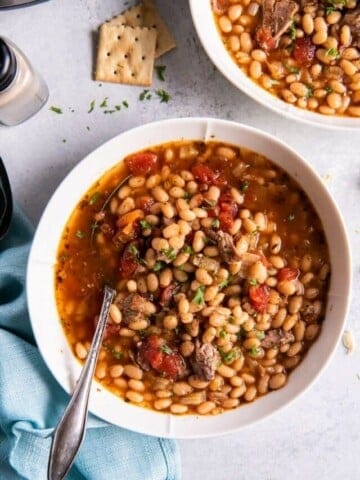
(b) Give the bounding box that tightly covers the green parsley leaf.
[288,22,296,40]
[182,245,194,255]
[193,285,205,305]
[325,5,337,14]
[103,109,116,114]
[219,348,237,363]
[50,106,63,114]
[237,327,247,340]
[76,230,85,239]
[122,100,129,108]
[249,346,260,357]
[115,105,122,111]
[140,219,152,230]
[220,330,227,339]
[161,248,177,261]
[139,89,152,101]
[86,126,90,131]
[100,97,109,108]
[155,89,171,103]
[153,261,166,272]
[112,350,123,360]
[183,191,191,200]
[249,278,258,286]
[212,218,220,228]
[128,243,139,258]
[326,48,340,59]
[285,64,300,74]
[239,181,249,192]
[218,277,230,289]
[155,65,166,81]
[89,192,100,205]
[160,344,173,355]
[257,331,265,340]
[325,86,333,94]
[306,85,314,98]
[62,139,66,143]
[203,198,217,208]
[88,100,95,113]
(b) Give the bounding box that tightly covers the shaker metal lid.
[0,38,17,91]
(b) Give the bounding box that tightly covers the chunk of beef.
[261,329,295,348]
[192,254,220,272]
[205,228,239,263]
[300,303,319,323]
[119,293,155,324]
[256,0,299,51]
[137,335,186,379]
[342,8,360,48]
[191,341,220,381]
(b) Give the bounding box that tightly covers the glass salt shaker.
[0,37,49,126]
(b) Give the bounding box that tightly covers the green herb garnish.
[240,181,249,192]
[220,330,227,339]
[325,86,333,94]
[161,248,177,261]
[88,100,95,113]
[183,191,191,200]
[219,349,237,363]
[122,100,129,108]
[153,261,166,272]
[100,97,109,108]
[155,89,171,103]
[249,278,258,286]
[62,139,66,143]
[325,5,337,14]
[288,22,296,40]
[155,65,166,81]
[50,106,63,114]
[306,85,314,98]
[76,230,85,239]
[139,89,152,101]
[182,245,194,255]
[160,344,173,355]
[326,48,340,59]
[193,285,205,305]
[285,64,300,74]
[89,192,100,205]
[212,218,220,228]
[257,331,266,340]
[218,276,234,289]
[249,346,260,357]
[237,327,247,340]
[140,219,152,230]
[86,126,90,131]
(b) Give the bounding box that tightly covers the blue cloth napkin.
[0,205,181,480]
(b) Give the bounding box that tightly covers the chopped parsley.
[218,276,233,289]
[122,100,129,108]
[288,22,296,41]
[325,5,337,14]
[100,97,109,108]
[211,218,220,228]
[325,86,333,94]
[237,327,247,340]
[257,331,265,340]
[249,346,261,357]
[182,245,194,255]
[76,230,85,239]
[155,65,166,81]
[155,89,171,103]
[326,48,340,59]
[249,278,258,286]
[160,344,173,355]
[306,85,314,98]
[103,342,122,359]
[161,248,177,261]
[139,89,152,101]
[285,64,300,74]
[89,192,100,205]
[62,139,66,143]
[183,191,191,200]
[219,348,237,363]
[50,106,63,114]
[86,126,90,131]
[103,109,116,114]
[153,261,166,272]
[88,100,95,113]
[115,105,122,111]
[239,181,249,192]
[193,285,205,305]
[220,330,227,339]
[203,198,217,208]
[140,219,152,230]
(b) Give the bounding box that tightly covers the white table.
[1,1,359,478]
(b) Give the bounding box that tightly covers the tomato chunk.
[255,27,276,51]
[125,152,158,176]
[138,335,185,379]
[277,267,299,282]
[218,192,238,232]
[192,165,227,187]
[119,241,139,278]
[293,37,316,66]
[249,284,270,313]
[136,195,155,213]
[159,284,179,307]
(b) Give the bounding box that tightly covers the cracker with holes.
[107,0,176,58]
[95,24,157,86]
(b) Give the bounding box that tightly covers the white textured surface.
[1,0,359,478]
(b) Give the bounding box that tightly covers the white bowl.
[189,1,359,130]
[27,118,351,438]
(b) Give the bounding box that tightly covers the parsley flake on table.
[50,106,63,114]
[100,97,109,108]
[88,100,95,113]
[139,89,152,101]
[122,100,129,108]
[155,89,171,103]
[155,65,166,81]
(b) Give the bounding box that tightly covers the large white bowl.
[189,1,359,130]
[27,118,351,438]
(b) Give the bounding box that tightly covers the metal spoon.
[48,284,116,480]
[0,157,13,241]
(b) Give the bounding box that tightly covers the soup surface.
[55,140,330,415]
[212,0,360,117]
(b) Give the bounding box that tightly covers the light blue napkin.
[0,205,181,480]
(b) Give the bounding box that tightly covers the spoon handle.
[0,157,13,241]
[48,285,116,480]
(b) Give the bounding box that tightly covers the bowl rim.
[27,117,352,438]
[188,0,360,130]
